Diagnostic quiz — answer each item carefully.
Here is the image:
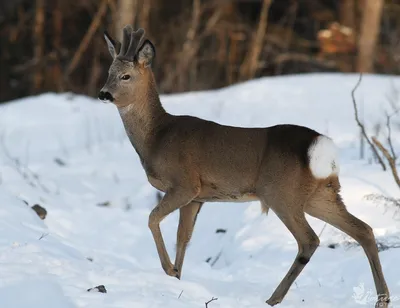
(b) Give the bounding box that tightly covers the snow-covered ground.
[0,74,400,308]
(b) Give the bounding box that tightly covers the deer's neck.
[117,75,170,161]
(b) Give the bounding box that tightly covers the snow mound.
[0,74,399,307]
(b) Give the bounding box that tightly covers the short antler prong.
[117,26,145,62]
[119,25,132,57]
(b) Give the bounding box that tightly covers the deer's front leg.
[148,186,200,278]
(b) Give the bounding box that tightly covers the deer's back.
[147,116,322,201]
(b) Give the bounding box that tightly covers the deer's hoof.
[375,300,389,308]
[163,264,180,279]
[173,267,181,280]
[266,296,282,306]
[375,294,390,308]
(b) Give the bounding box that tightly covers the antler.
[117,26,145,62]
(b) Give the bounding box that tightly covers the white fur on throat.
[118,104,133,116]
[308,135,339,179]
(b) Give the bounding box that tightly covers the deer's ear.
[137,40,155,67]
[104,31,121,59]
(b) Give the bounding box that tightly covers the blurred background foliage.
[0,0,398,102]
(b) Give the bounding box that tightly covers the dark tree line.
[0,0,398,103]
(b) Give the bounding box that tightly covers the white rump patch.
[308,135,339,179]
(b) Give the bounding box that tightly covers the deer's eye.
[121,74,131,80]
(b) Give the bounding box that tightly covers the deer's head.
[98,26,155,107]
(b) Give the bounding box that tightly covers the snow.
[0,73,400,308]
[308,135,339,179]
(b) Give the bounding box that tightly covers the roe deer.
[98,26,390,307]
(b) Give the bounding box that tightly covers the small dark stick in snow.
[54,157,67,166]
[38,233,49,240]
[87,285,107,293]
[97,201,111,207]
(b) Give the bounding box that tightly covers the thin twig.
[318,223,327,237]
[178,290,183,299]
[39,233,49,240]
[372,137,400,189]
[205,297,218,307]
[351,74,386,171]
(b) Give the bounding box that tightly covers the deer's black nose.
[98,91,114,102]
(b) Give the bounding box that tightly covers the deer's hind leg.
[305,176,390,308]
[258,189,320,306]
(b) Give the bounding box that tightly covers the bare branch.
[205,297,218,307]
[372,137,400,189]
[351,74,387,171]
[239,0,273,80]
[65,0,109,78]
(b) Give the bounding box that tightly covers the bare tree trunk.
[357,0,384,73]
[340,0,356,29]
[53,0,63,92]
[32,0,45,93]
[115,0,137,39]
[239,0,273,81]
